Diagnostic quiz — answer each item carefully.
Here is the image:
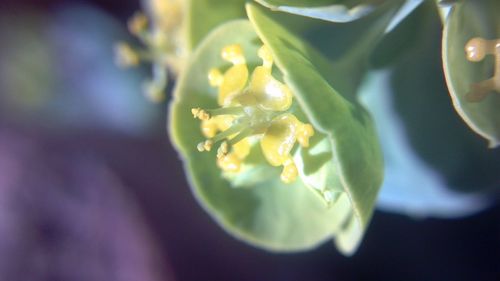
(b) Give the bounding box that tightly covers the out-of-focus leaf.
[443,0,500,147]
[371,3,500,196]
[247,2,384,254]
[185,0,247,50]
[254,0,386,22]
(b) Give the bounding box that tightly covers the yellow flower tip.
[128,12,148,35]
[258,45,273,68]
[464,37,500,101]
[210,44,249,106]
[197,140,213,152]
[143,81,165,103]
[191,108,210,120]
[217,153,241,172]
[221,44,246,65]
[280,159,298,184]
[150,0,183,32]
[216,141,230,159]
[200,119,220,138]
[208,68,223,87]
[297,124,314,147]
[114,42,139,68]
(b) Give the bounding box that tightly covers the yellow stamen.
[128,12,148,35]
[217,153,242,172]
[192,108,211,120]
[217,141,230,159]
[114,42,139,68]
[194,43,315,184]
[281,158,298,184]
[208,44,249,106]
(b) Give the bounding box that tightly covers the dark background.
[0,0,499,280]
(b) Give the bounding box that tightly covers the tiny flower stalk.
[192,44,314,183]
[114,0,185,102]
[464,37,500,102]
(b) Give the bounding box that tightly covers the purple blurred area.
[0,1,499,281]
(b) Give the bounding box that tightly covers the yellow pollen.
[217,142,230,159]
[191,108,211,120]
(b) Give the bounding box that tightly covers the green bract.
[170,1,385,255]
[186,0,247,50]
[443,0,500,147]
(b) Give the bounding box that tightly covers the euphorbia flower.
[192,44,314,183]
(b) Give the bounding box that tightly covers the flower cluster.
[114,0,185,102]
[192,44,314,183]
[464,37,500,102]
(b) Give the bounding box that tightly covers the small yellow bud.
[217,141,230,159]
[128,12,148,35]
[197,140,213,152]
[297,124,315,147]
[114,42,139,68]
[192,108,210,120]
[280,158,298,184]
[208,44,248,106]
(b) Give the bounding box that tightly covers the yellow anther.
[208,68,224,87]
[191,108,211,120]
[114,42,139,68]
[281,158,298,184]
[201,119,218,138]
[217,141,230,159]
[232,139,250,159]
[465,37,500,102]
[242,46,292,111]
[217,153,242,172]
[128,12,148,35]
[260,114,298,167]
[297,124,315,147]
[197,140,213,152]
[221,44,246,65]
[258,45,273,68]
[209,44,249,106]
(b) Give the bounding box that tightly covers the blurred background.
[0,0,499,280]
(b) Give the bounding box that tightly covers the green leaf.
[378,3,500,194]
[254,0,387,22]
[170,2,386,254]
[170,20,348,253]
[443,0,500,147]
[247,2,384,253]
[185,0,247,50]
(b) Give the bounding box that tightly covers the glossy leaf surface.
[254,0,386,22]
